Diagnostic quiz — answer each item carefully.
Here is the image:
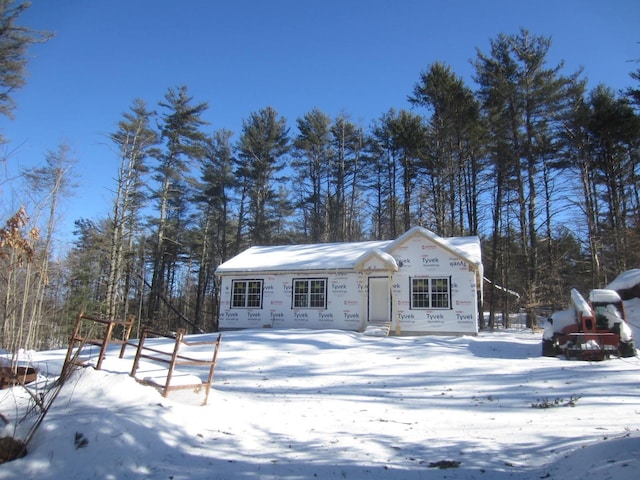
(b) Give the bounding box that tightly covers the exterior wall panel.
[219,272,367,331]
[388,235,478,335]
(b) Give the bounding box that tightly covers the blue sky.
[1,0,639,247]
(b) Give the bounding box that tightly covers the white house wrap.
[215,226,483,335]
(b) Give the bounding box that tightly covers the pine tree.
[192,129,236,331]
[370,110,402,239]
[235,107,290,246]
[387,110,427,233]
[410,61,484,236]
[148,85,208,325]
[106,99,157,321]
[328,115,366,241]
[587,85,640,279]
[627,68,640,109]
[292,108,332,242]
[0,1,51,131]
[474,29,574,328]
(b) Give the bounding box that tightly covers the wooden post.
[130,328,149,378]
[163,329,185,397]
[63,311,84,368]
[118,315,136,358]
[203,333,222,405]
[96,321,115,370]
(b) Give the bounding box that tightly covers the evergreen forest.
[2,2,640,352]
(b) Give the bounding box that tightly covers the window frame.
[410,276,451,310]
[230,279,264,309]
[292,278,327,309]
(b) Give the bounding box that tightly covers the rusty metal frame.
[129,328,221,405]
[63,311,135,370]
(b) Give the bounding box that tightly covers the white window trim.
[410,276,451,310]
[292,278,327,309]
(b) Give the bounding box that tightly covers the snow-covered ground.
[1,327,639,480]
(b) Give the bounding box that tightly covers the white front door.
[368,277,390,322]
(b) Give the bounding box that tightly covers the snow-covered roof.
[388,226,482,267]
[353,248,399,272]
[215,227,482,274]
[215,240,391,273]
[606,269,640,292]
[589,289,622,304]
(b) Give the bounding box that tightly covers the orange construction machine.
[542,288,635,360]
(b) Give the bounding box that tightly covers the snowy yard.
[1,327,639,479]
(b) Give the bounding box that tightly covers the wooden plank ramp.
[363,321,391,337]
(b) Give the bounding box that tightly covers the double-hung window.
[411,277,450,309]
[231,279,263,308]
[293,278,327,308]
